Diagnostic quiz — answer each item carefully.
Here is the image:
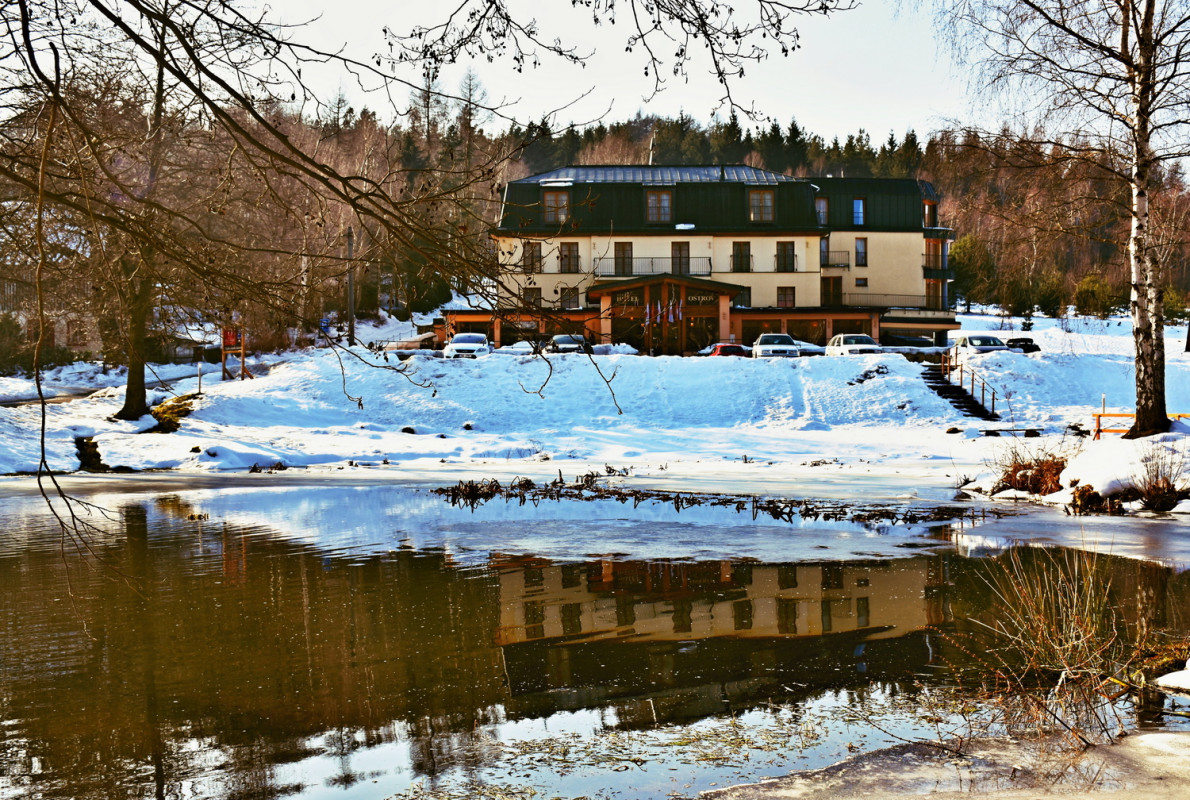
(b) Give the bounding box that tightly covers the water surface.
[1,484,1186,800]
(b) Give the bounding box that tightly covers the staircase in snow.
[921,364,1001,421]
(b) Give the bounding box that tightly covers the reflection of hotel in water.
[495,556,948,647]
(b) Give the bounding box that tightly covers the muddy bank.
[702,732,1190,799]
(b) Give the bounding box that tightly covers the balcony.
[593,256,712,277]
[844,293,947,310]
[922,253,953,280]
[774,254,799,273]
[820,251,851,269]
[731,254,754,273]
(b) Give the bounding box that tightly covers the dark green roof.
[497,167,939,236]
[511,165,799,186]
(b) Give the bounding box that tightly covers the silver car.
[751,333,802,358]
[951,334,1010,353]
[443,332,491,358]
[825,334,882,356]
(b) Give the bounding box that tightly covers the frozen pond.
[1,481,1188,800]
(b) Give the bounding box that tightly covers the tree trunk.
[1125,0,1169,439]
[116,274,153,421]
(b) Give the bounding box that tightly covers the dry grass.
[990,440,1070,495]
[149,393,197,433]
[964,547,1145,748]
[1132,441,1186,512]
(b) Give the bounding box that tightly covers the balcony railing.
[774,254,799,272]
[558,255,583,274]
[843,293,946,310]
[731,254,754,273]
[592,256,712,277]
[820,251,851,269]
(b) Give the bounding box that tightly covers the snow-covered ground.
[1,311,1188,513]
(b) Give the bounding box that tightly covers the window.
[923,201,938,228]
[821,276,842,306]
[855,237,868,267]
[561,603,583,636]
[815,197,828,225]
[646,189,673,223]
[732,241,751,273]
[559,242,580,273]
[522,287,542,307]
[749,189,774,222]
[776,241,797,272]
[560,286,580,309]
[669,241,690,275]
[543,190,569,223]
[732,599,754,631]
[732,287,752,308]
[777,286,796,308]
[819,237,829,267]
[777,598,798,634]
[853,197,866,226]
[521,241,542,273]
[855,277,869,288]
[614,242,633,276]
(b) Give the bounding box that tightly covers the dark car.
[1007,337,1041,353]
[707,343,749,357]
[547,334,592,354]
[881,334,936,348]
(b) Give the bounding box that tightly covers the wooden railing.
[939,350,1000,417]
[1093,413,1190,439]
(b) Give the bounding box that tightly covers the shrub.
[1073,274,1117,319]
[991,440,1069,495]
[1132,441,1186,512]
[0,313,28,374]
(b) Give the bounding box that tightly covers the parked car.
[881,334,936,348]
[825,334,882,356]
[706,343,749,357]
[547,334,592,354]
[951,334,1010,353]
[443,332,491,358]
[1006,337,1041,353]
[751,333,802,358]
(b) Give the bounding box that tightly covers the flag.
[678,297,684,321]
[667,300,674,324]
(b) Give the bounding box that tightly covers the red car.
[707,343,749,357]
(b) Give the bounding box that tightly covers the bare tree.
[387,0,858,115]
[932,0,1190,437]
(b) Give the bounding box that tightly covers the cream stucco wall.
[494,231,937,310]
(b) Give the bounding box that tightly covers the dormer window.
[923,201,938,228]
[749,189,774,223]
[543,190,570,223]
[853,197,866,226]
[815,197,829,225]
[646,189,673,223]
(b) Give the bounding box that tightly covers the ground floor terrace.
[442,275,959,354]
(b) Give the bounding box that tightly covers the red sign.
[222,328,241,348]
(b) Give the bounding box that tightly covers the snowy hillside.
[0,312,1188,507]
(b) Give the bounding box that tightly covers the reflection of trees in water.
[0,506,506,798]
[3,504,1189,800]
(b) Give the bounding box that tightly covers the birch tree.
[934,0,1190,436]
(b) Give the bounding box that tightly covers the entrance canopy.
[587,274,744,354]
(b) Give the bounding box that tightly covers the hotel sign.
[686,290,718,305]
[613,289,644,306]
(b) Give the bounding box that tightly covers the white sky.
[275,0,978,142]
